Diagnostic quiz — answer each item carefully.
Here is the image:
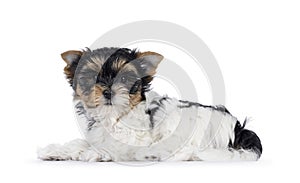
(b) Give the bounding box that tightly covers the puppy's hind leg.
[37,139,90,161]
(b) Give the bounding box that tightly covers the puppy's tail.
[231,119,262,159]
[197,119,262,161]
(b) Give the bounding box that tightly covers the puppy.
[38,47,262,162]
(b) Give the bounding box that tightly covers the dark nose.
[103,89,112,100]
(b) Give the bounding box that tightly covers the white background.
[0,0,299,182]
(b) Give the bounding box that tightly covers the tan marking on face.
[76,84,105,108]
[76,85,94,107]
[94,85,104,107]
[129,92,142,108]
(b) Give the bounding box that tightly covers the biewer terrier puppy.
[38,47,262,162]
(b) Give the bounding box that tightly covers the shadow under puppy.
[38,47,262,162]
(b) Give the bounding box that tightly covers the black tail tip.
[231,120,263,158]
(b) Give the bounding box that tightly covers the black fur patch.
[178,100,231,114]
[146,107,159,128]
[229,120,263,157]
[75,102,96,131]
[140,76,153,100]
[129,79,142,94]
[146,96,170,128]
[99,48,138,87]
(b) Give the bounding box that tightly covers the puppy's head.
[61,48,163,116]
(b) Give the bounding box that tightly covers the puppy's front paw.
[37,144,71,161]
[79,149,112,162]
[38,139,90,161]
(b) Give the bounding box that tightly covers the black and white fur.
[38,47,262,162]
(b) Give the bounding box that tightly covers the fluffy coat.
[37,47,262,162]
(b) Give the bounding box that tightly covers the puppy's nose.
[103,89,112,100]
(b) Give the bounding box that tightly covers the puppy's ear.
[61,50,82,65]
[61,50,83,86]
[136,51,164,76]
